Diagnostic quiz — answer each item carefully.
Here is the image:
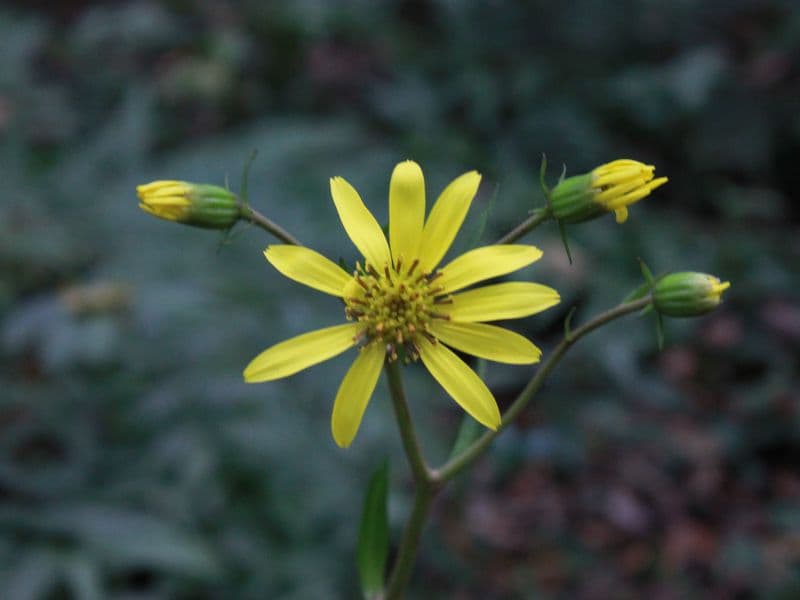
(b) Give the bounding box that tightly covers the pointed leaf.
[557,219,573,264]
[638,258,655,286]
[357,461,390,598]
[539,153,549,195]
[623,280,652,303]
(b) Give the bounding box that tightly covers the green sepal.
[239,149,259,204]
[549,173,603,224]
[624,258,663,303]
[624,281,652,303]
[652,272,730,317]
[557,219,573,264]
[539,153,550,196]
[357,460,390,599]
[638,258,655,287]
[182,184,241,229]
[656,311,665,350]
[639,303,654,316]
[467,185,498,247]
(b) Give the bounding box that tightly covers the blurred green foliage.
[0,0,798,598]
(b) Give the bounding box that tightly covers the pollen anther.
[344,259,444,361]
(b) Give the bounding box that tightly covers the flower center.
[344,258,450,361]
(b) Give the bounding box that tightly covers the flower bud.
[550,159,668,224]
[136,181,241,229]
[653,272,731,317]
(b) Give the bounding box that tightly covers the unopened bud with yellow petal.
[136,180,241,229]
[549,159,668,224]
[653,272,731,317]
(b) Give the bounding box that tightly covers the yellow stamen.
[343,260,449,362]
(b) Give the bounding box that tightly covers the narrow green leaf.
[239,149,259,202]
[623,281,652,303]
[638,258,655,286]
[558,163,567,184]
[638,303,654,316]
[467,184,498,247]
[557,219,573,264]
[539,153,549,195]
[357,460,390,599]
[656,311,665,350]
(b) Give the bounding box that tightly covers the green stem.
[383,361,437,600]
[495,209,551,245]
[383,484,436,600]
[240,204,303,246]
[434,295,652,482]
[385,361,433,485]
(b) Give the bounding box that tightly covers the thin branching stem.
[385,361,433,486]
[240,204,303,246]
[433,295,652,483]
[383,483,436,600]
[382,361,439,600]
[238,186,649,599]
[495,209,551,245]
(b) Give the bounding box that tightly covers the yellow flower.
[244,161,560,448]
[550,159,668,224]
[137,180,241,229]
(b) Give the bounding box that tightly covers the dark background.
[1,1,798,598]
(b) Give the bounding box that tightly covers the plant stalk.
[240,204,303,246]
[495,209,551,245]
[382,360,438,599]
[383,483,436,600]
[385,361,433,485]
[434,295,652,482]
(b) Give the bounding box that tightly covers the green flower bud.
[550,159,668,224]
[653,272,731,317]
[136,180,241,229]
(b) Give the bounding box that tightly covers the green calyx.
[653,272,731,317]
[549,173,604,224]
[185,184,242,229]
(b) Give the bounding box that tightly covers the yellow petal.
[140,194,191,206]
[418,171,481,272]
[331,344,385,448]
[417,337,500,430]
[330,176,391,269]
[594,178,648,203]
[614,207,629,223]
[389,160,425,263]
[243,323,360,383]
[265,245,352,297]
[139,203,188,221]
[437,245,543,294]
[443,282,560,322]
[593,166,653,189]
[136,180,189,196]
[604,185,654,210]
[429,321,541,364]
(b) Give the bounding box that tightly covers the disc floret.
[344,258,450,360]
